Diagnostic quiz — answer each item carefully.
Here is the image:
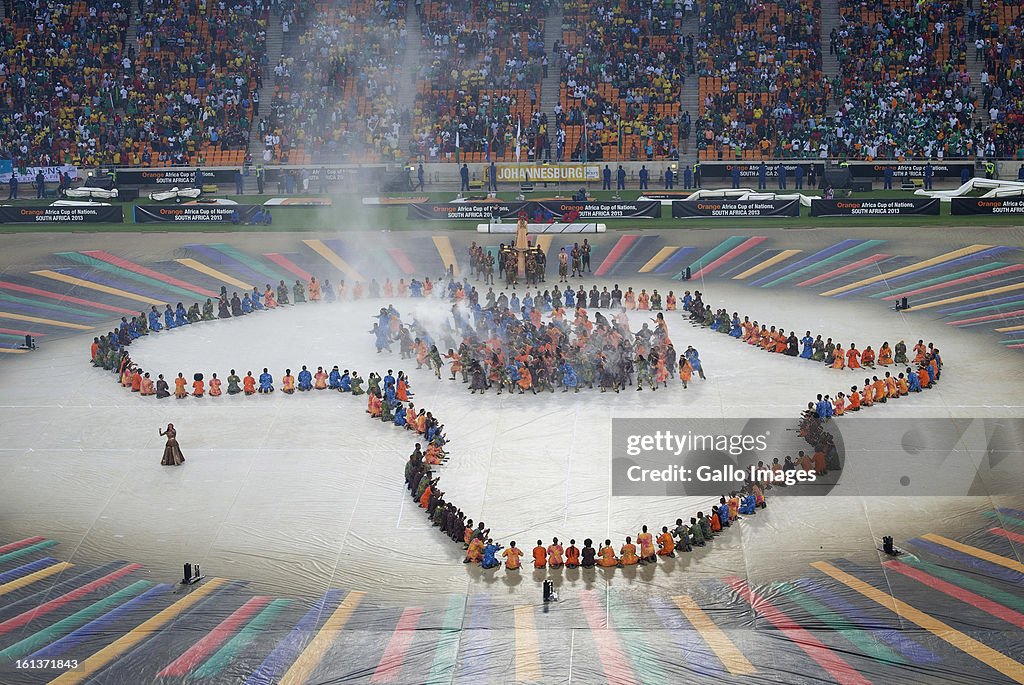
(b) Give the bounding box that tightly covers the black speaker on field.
[822,168,853,189]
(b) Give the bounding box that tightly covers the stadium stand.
[828,0,977,160]
[3,0,1023,168]
[557,0,684,162]
[0,0,267,168]
[261,0,408,164]
[976,0,1024,158]
[130,0,268,167]
[0,0,131,167]
[409,0,549,162]
[694,0,826,161]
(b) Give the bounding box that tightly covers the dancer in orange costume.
[565,540,580,568]
[174,373,188,398]
[846,344,861,369]
[876,339,892,366]
[619,537,639,566]
[656,527,676,557]
[832,344,845,369]
[547,538,564,568]
[532,540,547,568]
[637,525,657,563]
[597,540,618,567]
[503,542,523,570]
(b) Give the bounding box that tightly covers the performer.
[597,540,618,567]
[619,536,639,566]
[656,527,675,557]
[637,526,656,564]
[894,340,908,364]
[503,541,523,570]
[532,540,547,568]
[878,342,893,366]
[547,538,565,568]
[800,331,814,358]
[258,367,274,393]
[227,369,242,394]
[174,373,189,398]
[565,540,580,568]
[846,344,862,369]
[156,374,170,398]
[297,365,313,391]
[159,423,185,466]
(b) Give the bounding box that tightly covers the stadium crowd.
[693,0,826,160]
[262,0,409,164]
[557,0,684,162]
[0,0,268,169]
[828,0,978,160]
[975,0,1024,158]
[409,0,548,162]
[4,0,1024,169]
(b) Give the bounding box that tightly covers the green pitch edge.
[675,236,745,280]
[0,580,151,660]
[191,598,293,678]
[774,582,904,665]
[426,594,468,685]
[761,239,886,288]
[55,252,207,300]
[871,262,1009,298]
[898,555,1024,613]
[209,243,283,282]
[0,292,105,319]
[0,540,58,565]
[610,591,671,685]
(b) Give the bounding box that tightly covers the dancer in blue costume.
[258,367,274,393]
[480,539,502,569]
[297,365,313,391]
[560,361,580,393]
[800,331,814,359]
[175,303,189,326]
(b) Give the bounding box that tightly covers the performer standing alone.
[159,423,185,466]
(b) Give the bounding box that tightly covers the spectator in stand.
[557,0,683,162]
[265,0,408,164]
[693,0,826,160]
[410,0,548,163]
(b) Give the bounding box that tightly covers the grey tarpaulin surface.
[0,277,1022,683]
